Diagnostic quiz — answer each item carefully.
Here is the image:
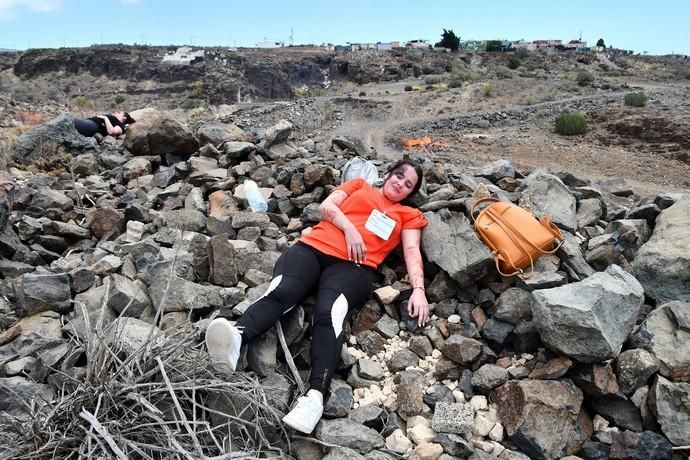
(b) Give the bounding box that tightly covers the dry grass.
[15,109,49,126]
[0,278,291,460]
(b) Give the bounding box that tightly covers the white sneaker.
[282,395,324,434]
[205,318,242,376]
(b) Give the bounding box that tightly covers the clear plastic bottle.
[243,179,268,212]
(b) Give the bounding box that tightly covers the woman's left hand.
[407,289,429,327]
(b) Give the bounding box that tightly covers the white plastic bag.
[341,157,379,185]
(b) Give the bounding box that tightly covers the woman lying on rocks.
[205,159,430,434]
[73,110,135,138]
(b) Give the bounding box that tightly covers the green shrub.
[424,75,442,85]
[449,70,480,82]
[494,66,512,78]
[482,83,494,97]
[576,70,594,86]
[624,92,648,107]
[72,96,89,108]
[507,56,521,70]
[114,94,126,104]
[447,78,464,88]
[555,112,587,135]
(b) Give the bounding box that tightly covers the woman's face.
[382,165,419,202]
[113,111,127,123]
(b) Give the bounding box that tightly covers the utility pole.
[290,28,294,46]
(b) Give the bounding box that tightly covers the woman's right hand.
[345,227,367,264]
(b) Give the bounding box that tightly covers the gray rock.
[246,328,276,377]
[349,404,384,428]
[435,433,474,457]
[494,379,589,459]
[421,210,493,285]
[347,365,380,389]
[531,265,644,362]
[632,195,690,301]
[386,349,419,372]
[481,318,514,346]
[197,122,247,146]
[591,394,643,432]
[475,159,515,182]
[649,375,690,446]
[231,212,271,230]
[124,111,199,156]
[107,274,151,317]
[222,141,256,159]
[409,335,433,358]
[262,119,294,150]
[31,188,74,211]
[606,219,652,259]
[323,447,366,460]
[107,317,165,358]
[577,198,604,229]
[358,359,385,381]
[494,288,533,325]
[0,376,54,418]
[207,235,238,287]
[373,314,399,339]
[558,232,595,281]
[520,169,577,232]
[518,271,568,290]
[442,335,482,365]
[154,209,207,232]
[324,379,353,418]
[12,113,97,164]
[629,301,690,381]
[609,430,672,460]
[17,273,71,316]
[149,275,223,312]
[315,419,385,454]
[431,402,474,434]
[356,330,384,356]
[471,364,509,393]
[616,349,660,395]
[396,382,424,416]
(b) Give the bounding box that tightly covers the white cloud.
[0,0,61,20]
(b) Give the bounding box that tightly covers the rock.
[197,122,247,146]
[358,359,385,381]
[222,141,256,160]
[442,335,482,365]
[475,160,515,182]
[323,447,366,460]
[12,113,97,163]
[481,318,514,346]
[472,364,509,393]
[632,195,690,301]
[609,430,673,460]
[648,375,690,445]
[577,198,604,229]
[422,210,493,285]
[473,411,497,437]
[387,349,419,372]
[520,169,577,232]
[397,382,425,417]
[149,275,223,312]
[292,438,324,460]
[413,442,444,460]
[154,209,207,232]
[356,330,384,356]
[435,433,474,457]
[616,349,659,395]
[591,394,643,432]
[531,265,644,362]
[494,379,590,459]
[409,335,433,358]
[494,288,532,325]
[629,301,690,381]
[262,119,293,150]
[386,429,413,454]
[431,402,474,435]
[568,362,619,396]
[124,111,199,156]
[107,274,151,317]
[107,317,164,358]
[0,376,54,418]
[88,208,125,239]
[324,379,354,418]
[207,235,238,286]
[316,419,385,455]
[17,273,71,316]
[558,233,596,281]
[374,286,400,305]
[349,404,385,429]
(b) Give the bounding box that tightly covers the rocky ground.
[0,46,689,460]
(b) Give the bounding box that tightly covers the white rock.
[484,408,498,424]
[374,285,400,304]
[488,422,504,442]
[472,413,496,437]
[386,429,413,454]
[413,442,444,460]
[431,349,442,359]
[447,314,461,324]
[490,441,505,456]
[453,390,466,403]
[472,439,495,453]
[470,395,488,412]
[408,423,437,445]
[593,414,609,431]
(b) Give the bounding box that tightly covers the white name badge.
[365,209,396,240]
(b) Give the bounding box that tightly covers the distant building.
[255,41,284,49]
[460,40,486,51]
[334,45,350,52]
[406,39,430,49]
[565,39,588,51]
[533,39,562,50]
[511,39,537,51]
[162,46,204,65]
[376,42,393,51]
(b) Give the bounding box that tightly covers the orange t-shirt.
[300,178,428,268]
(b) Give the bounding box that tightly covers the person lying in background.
[73,110,135,138]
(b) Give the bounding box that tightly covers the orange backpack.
[471,197,565,278]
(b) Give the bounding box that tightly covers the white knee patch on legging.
[257,275,295,314]
[331,294,349,338]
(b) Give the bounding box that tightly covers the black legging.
[73,118,101,137]
[237,242,375,394]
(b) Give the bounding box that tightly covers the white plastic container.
[243,179,268,212]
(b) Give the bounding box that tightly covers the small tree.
[596,38,605,48]
[435,29,460,52]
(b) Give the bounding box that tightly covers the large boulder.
[632,194,690,302]
[421,210,493,285]
[494,379,591,459]
[648,375,690,446]
[11,113,97,164]
[519,169,577,232]
[315,419,385,454]
[531,265,644,362]
[196,122,248,146]
[16,273,72,316]
[629,301,690,381]
[124,110,199,156]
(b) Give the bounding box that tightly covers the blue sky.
[0,0,688,55]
